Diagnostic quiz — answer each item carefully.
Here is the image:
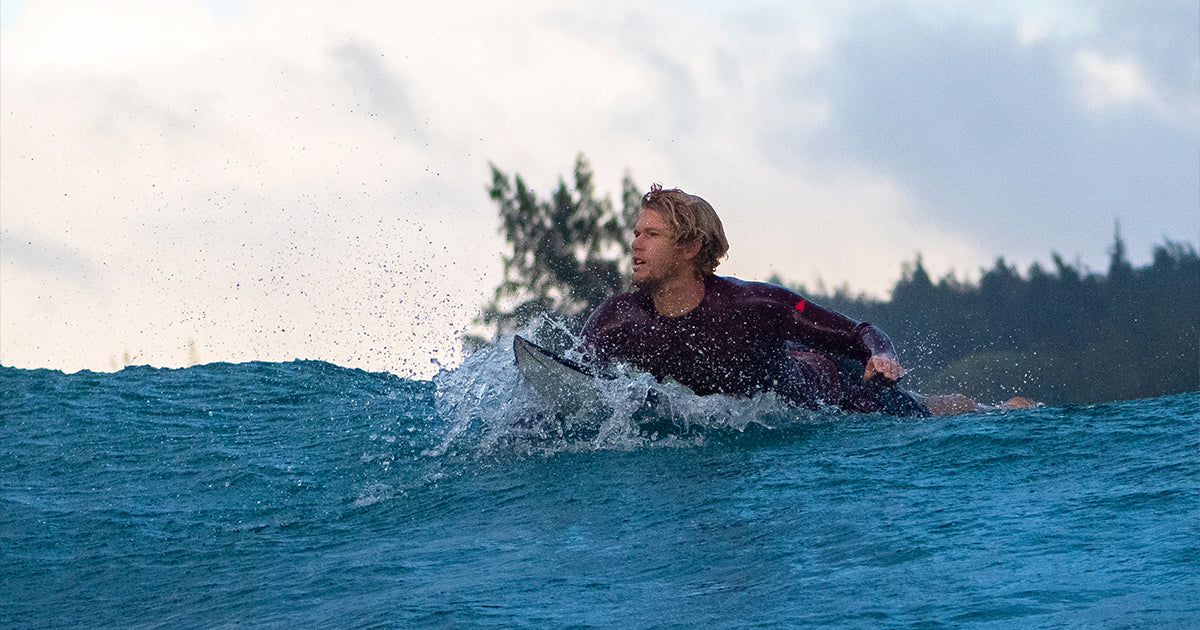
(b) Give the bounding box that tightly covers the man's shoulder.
[584,290,651,330]
[708,275,801,305]
[595,290,647,312]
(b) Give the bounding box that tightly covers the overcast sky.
[2,0,1197,376]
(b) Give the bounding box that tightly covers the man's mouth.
[632,257,645,268]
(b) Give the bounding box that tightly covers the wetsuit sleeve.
[788,297,897,363]
[852,321,897,359]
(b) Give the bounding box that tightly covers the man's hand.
[863,354,904,383]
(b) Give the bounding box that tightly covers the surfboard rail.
[513,335,602,411]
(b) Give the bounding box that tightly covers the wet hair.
[641,183,729,276]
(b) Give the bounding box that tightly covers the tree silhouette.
[476,154,639,341]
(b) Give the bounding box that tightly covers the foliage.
[790,230,1199,404]
[475,153,640,343]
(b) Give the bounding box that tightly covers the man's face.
[631,209,696,290]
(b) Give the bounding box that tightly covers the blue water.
[2,338,1197,629]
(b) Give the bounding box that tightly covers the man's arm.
[788,297,904,383]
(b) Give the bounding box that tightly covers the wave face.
[2,348,1197,629]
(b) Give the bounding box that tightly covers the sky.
[1,0,1197,377]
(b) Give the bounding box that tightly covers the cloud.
[1073,50,1156,109]
[1,1,508,373]
[331,42,423,138]
[793,5,1198,267]
[1,0,1196,374]
[0,229,108,287]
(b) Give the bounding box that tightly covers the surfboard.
[514,336,684,436]
[512,335,604,412]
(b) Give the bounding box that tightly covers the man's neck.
[651,274,706,317]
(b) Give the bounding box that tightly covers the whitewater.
[2,335,1197,629]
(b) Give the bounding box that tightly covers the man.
[580,184,1029,415]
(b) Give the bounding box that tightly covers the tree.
[477,153,640,341]
[775,236,1198,404]
[1107,220,1134,287]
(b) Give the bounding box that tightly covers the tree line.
[779,235,1198,404]
[476,155,1199,405]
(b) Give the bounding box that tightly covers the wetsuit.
[580,275,929,415]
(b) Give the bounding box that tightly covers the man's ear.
[680,238,702,261]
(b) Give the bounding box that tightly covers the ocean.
[2,337,1197,629]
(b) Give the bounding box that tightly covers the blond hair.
[641,183,729,276]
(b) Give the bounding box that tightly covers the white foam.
[431,324,842,457]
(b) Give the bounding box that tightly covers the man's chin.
[631,274,658,291]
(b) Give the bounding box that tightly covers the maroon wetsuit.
[581,275,927,414]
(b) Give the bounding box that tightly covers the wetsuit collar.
[639,274,711,318]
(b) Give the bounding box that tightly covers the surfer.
[580,184,1032,416]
